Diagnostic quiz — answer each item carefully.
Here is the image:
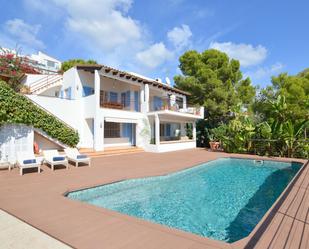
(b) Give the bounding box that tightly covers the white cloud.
[4,18,45,49]
[244,63,285,80]
[18,0,189,73]
[209,41,267,67]
[50,0,142,51]
[136,43,173,68]
[167,24,192,49]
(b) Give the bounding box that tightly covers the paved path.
[0,209,71,249]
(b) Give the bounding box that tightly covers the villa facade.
[25,64,204,153]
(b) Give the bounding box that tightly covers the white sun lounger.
[43,150,68,171]
[64,148,91,167]
[16,152,41,176]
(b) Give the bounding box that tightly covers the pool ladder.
[254,160,264,165]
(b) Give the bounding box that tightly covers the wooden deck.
[0,149,307,249]
[243,156,309,249]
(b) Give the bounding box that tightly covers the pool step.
[79,147,144,158]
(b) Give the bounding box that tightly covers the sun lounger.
[64,148,91,167]
[16,152,41,176]
[43,150,68,171]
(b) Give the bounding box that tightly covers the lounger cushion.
[52,156,65,161]
[77,154,88,159]
[23,159,36,164]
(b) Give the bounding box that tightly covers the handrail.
[149,102,202,115]
[30,75,63,93]
[28,74,61,88]
[24,94,76,131]
[30,75,62,89]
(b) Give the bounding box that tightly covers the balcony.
[149,100,202,116]
[100,91,140,112]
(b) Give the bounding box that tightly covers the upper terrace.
[74,64,203,117]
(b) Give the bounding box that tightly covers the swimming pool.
[67,158,301,242]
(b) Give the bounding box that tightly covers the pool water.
[67,158,301,242]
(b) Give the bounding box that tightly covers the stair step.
[79,147,144,157]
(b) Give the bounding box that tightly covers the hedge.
[0,80,79,147]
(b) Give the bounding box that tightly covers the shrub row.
[0,80,79,147]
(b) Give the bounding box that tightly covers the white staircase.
[29,74,63,94]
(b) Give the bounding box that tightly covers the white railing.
[29,74,63,93]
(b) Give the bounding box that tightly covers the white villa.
[0,48,61,74]
[21,64,204,153]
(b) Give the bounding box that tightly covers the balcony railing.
[100,99,140,112]
[149,102,202,116]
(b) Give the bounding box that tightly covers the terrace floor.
[0,149,307,249]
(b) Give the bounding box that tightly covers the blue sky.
[0,0,308,87]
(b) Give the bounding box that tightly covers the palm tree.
[282,120,308,157]
[268,95,288,123]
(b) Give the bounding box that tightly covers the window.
[46,60,56,68]
[82,86,94,97]
[176,97,184,109]
[64,87,72,99]
[104,122,120,138]
[121,91,130,107]
[109,92,118,103]
[153,96,162,110]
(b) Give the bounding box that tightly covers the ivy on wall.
[0,81,79,147]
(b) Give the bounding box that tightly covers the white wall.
[23,74,48,87]
[26,95,81,129]
[34,132,62,151]
[25,95,93,148]
[83,95,96,118]
[0,124,34,163]
[145,141,196,153]
[62,67,78,99]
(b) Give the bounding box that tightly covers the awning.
[104,117,138,124]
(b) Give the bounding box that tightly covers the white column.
[180,123,186,137]
[94,70,100,109]
[94,116,104,151]
[93,70,104,151]
[155,114,160,145]
[183,96,187,109]
[192,122,196,140]
[140,86,144,112]
[144,83,149,112]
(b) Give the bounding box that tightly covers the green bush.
[0,81,79,146]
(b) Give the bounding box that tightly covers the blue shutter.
[125,91,130,107]
[83,86,94,97]
[110,92,118,103]
[122,123,133,144]
[134,91,139,111]
[121,92,126,106]
[67,87,72,99]
[165,124,171,136]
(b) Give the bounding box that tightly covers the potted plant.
[208,134,220,151]
[209,125,227,151]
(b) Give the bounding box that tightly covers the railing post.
[144,83,149,112]
[192,122,196,140]
[94,70,104,151]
